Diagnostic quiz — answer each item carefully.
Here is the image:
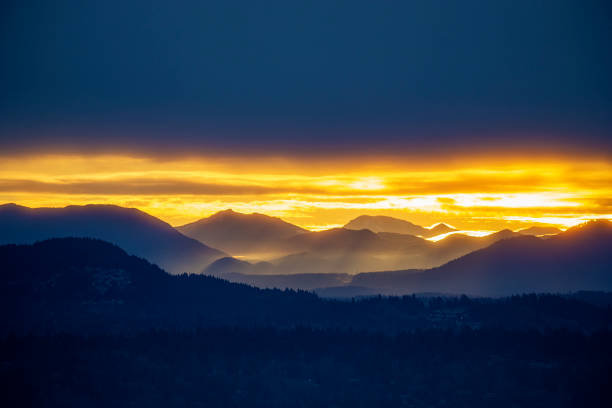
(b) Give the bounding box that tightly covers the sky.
[1,1,611,231]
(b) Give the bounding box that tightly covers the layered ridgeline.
[218,220,612,297]
[351,220,612,297]
[176,209,307,256]
[344,215,456,237]
[0,238,317,334]
[0,204,224,274]
[180,210,530,274]
[1,237,609,335]
[203,226,522,275]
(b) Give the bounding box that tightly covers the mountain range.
[213,220,612,297]
[0,201,610,307]
[0,203,225,274]
[2,204,573,277]
[184,211,573,275]
[203,226,522,275]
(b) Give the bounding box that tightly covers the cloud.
[0,153,610,229]
[0,178,319,196]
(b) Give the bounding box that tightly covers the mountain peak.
[429,223,456,235]
[177,210,307,255]
[209,208,238,218]
[344,215,427,236]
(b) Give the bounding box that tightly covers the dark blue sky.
[1,0,610,156]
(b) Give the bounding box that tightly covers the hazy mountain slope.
[430,229,520,262]
[271,228,519,274]
[0,203,224,274]
[518,226,563,236]
[352,220,612,296]
[270,228,435,273]
[177,209,307,256]
[344,215,456,237]
[204,256,273,276]
[204,227,522,277]
[282,228,387,253]
[203,256,253,275]
[344,215,427,235]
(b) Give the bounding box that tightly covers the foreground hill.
[344,215,456,237]
[0,204,224,274]
[0,238,323,334]
[177,209,307,256]
[352,220,612,296]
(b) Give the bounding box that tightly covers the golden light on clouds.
[0,153,610,231]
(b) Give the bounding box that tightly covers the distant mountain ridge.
[0,203,224,274]
[179,212,480,272]
[217,220,612,297]
[206,227,522,276]
[344,215,456,237]
[351,220,612,296]
[177,210,570,276]
[518,226,563,236]
[177,209,307,256]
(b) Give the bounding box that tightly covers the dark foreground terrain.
[2,329,611,408]
[1,238,612,407]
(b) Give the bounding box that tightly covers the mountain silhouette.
[518,226,563,236]
[428,223,457,235]
[208,228,432,274]
[202,227,523,276]
[282,227,388,252]
[215,221,611,296]
[0,203,224,274]
[0,237,325,334]
[351,220,612,296]
[344,215,456,237]
[177,209,307,257]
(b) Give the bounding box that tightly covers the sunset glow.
[426,230,497,242]
[1,153,610,231]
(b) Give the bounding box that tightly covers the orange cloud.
[0,153,610,231]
